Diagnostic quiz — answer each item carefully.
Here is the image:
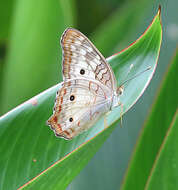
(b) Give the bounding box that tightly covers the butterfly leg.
[118,101,124,127]
[104,111,111,128]
[104,115,107,129]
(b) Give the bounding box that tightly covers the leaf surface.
[0,9,162,190]
[121,49,178,190]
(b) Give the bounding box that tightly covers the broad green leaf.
[145,111,178,190]
[72,2,178,190]
[145,49,178,190]
[0,9,162,190]
[0,0,15,40]
[0,58,4,113]
[0,0,16,112]
[1,0,75,114]
[121,49,178,190]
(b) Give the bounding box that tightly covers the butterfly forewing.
[61,28,117,91]
[47,28,119,139]
[47,79,112,139]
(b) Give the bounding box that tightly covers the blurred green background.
[0,0,177,189]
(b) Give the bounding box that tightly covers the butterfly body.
[47,28,121,140]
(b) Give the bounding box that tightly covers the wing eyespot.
[80,69,85,75]
[69,117,73,122]
[70,95,75,101]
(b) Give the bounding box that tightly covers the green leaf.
[0,0,15,40]
[121,49,178,190]
[145,49,178,190]
[1,0,75,114]
[145,111,178,190]
[0,9,162,190]
[0,0,16,112]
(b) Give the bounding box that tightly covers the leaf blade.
[145,110,178,190]
[121,48,178,190]
[0,9,162,190]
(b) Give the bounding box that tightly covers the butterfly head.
[111,86,124,109]
[117,85,124,96]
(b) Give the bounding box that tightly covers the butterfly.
[46,28,124,140]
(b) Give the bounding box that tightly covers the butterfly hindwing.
[47,79,111,139]
[61,28,117,91]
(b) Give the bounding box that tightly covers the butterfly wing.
[61,28,117,91]
[47,79,111,140]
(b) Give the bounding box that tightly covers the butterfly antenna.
[117,66,151,127]
[118,66,152,88]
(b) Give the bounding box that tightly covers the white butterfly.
[47,28,124,140]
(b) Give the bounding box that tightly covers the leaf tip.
[157,5,163,36]
[158,5,161,17]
